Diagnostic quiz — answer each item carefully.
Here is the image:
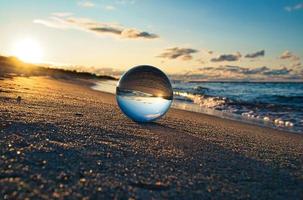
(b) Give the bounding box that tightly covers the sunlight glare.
[11,38,43,63]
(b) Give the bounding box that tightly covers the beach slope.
[0,77,302,199]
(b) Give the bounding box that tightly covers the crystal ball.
[116,65,173,122]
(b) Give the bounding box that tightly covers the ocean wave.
[173,86,210,95]
[173,90,302,132]
[174,91,226,108]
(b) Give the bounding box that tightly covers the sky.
[0,0,302,81]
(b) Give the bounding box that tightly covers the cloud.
[279,51,293,59]
[121,28,158,39]
[202,49,213,54]
[181,65,299,81]
[104,5,116,10]
[285,3,303,12]
[210,52,241,62]
[196,58,206,64]
[263,67,292,76]
[89,26,122,35]
[279,51,300,61]
[157,47,198,61]
[291,61,302,68]
[78,1,95,7]
[34,17,70,29]
[219,65,291,76]
[245,50,265,58]
[210,65,270,75]
[242,66,270,74]
[34,14,159,39]
[52,12,73,17]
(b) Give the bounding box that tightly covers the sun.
[11,38,43,63]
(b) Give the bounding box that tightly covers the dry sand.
[0,76,302,199]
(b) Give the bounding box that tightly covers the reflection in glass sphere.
[116,65,173,122]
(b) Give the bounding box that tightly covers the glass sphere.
[116,65,173,122]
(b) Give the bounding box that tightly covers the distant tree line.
[0,55,117,80]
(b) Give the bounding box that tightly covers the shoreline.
[172,101,302,135]
[1,76,302,198]
[67,77,303,139]
[91,79,302,135]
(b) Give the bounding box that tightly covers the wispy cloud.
[34,14,159,39]
[291,61,302,68]
[52,12,73,17]
[245,50,265,58]
[157,47,198,61]
[279,51,300,61]
[196,58,206,64]
[285,2,303,12]
[210,52,241,62]
[181,65,300,81]
[33,17,70,29]
[78,1,95,8]
[104,5,116,11]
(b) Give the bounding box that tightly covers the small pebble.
[75,113,83,117]
[16,96,22,103]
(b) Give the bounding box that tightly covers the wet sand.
[0,76,302,199]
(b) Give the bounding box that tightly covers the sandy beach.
[0,76,302,199]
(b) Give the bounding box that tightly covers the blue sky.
[0,0,302,80]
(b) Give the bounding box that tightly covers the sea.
[92,80,303,133]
